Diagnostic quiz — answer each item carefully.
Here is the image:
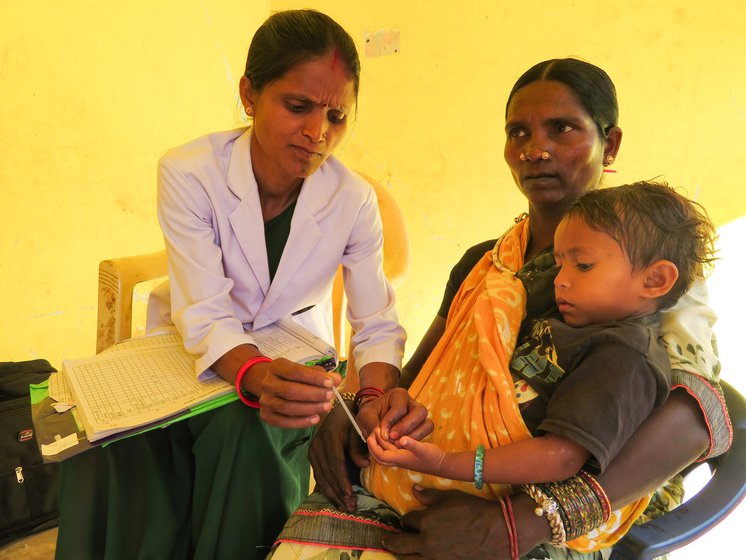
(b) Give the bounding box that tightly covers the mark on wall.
[364,29,400,58]
[198,0,241,113]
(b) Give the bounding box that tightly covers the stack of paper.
[56,319,337,445]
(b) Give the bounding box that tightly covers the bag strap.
[0,360,57,398]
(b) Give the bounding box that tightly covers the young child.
[368,180,717,487]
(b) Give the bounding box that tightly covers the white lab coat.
[148,128,405,378]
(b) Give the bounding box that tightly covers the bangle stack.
[498,496,519,560]
[353,386,384,412]
[519,469,611,545]
[235,356,272,408]
[520,483,566,546]
[332,392,356,408]
[577,470,612,525]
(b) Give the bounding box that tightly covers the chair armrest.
[96,250,168,353]
[610,380,746,560]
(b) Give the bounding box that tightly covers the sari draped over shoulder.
[270,219,652,558]
[362,218,532,508]
[362,219,649,552]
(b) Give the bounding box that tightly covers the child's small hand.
[367,428,446,476]
[367,428,402,467]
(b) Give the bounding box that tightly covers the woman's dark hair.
[506,58,619,138]
[244,10,360,97]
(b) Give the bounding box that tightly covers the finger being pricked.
[366,429,397,466]
[372,427,401,450]
[378,388,433,442]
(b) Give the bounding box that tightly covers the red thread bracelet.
[505,495,519,560]
[353,386,385,412]
[235,356,272,408]
[499,497,519,560]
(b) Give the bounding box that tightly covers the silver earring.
[604,154,615,165]
[519,153,528,161]
[245,106,254,117]
[541,151,551,160]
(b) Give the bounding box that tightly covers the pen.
[331,385,366,443]
[304,357,363,442]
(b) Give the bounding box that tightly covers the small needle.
[331,385,366,443]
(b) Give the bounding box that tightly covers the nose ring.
[520,151,551,161]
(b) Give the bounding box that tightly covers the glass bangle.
[474,444,485,489]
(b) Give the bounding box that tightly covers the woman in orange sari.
[272,58,730,560]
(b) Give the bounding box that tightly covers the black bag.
[0,359,60,546]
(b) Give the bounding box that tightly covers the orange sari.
[361,219,649,551]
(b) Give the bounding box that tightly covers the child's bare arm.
[476,434,590,483]
[368,430,590,485]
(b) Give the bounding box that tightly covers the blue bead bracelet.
[474,444,485,489]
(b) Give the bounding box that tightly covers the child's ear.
[641,260,679,299]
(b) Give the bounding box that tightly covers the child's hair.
[565,181,717,309]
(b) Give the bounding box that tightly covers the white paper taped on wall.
[364,29,400,57]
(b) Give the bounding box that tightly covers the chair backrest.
[96,250,168,353]
[332,171,409,358]
[95,172,409,356]
[609,379,746,560]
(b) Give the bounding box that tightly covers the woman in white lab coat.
[55,10,429,560]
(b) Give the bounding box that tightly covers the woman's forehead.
[506,80,588,119]
[273,55,356,109]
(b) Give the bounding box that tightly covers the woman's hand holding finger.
[355,392,389,437]
[354,387,432,444]
[377,388,433,442]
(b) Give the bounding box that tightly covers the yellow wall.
[3,1,745,369]
[1,1,269,362]
[275,0,746,363]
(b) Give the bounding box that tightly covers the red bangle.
[499,496,519,560]
[235,356,272,408]
[353,386,385,412]
[578,469,612,523]
[505,495,519,560]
